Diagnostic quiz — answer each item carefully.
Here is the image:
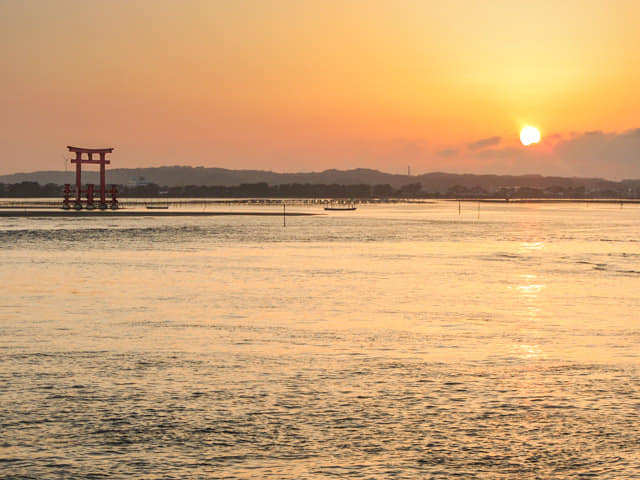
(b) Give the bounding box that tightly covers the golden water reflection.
[511,273,546,315]
[509,254,548,358]
[511,343,547,359]
[520,241,545,251]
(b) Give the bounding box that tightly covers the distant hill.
[0,166,636,194]
[0,167,399,188]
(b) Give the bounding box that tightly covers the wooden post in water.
[458,200,461,215]
[283,203,286,227]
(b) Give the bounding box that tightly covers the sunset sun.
[520,126,541,146]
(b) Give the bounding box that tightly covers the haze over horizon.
[2,1,640,180]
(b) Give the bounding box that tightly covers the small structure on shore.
[63,146,118,210]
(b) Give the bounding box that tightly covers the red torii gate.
[63,146,118,209]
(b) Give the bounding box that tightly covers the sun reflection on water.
[509,268,548,358]
[511,274,546,306]
[512,343,546,359]
[520,241,545,251]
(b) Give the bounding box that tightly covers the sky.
[1,0,639,179]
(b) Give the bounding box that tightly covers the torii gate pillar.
[65,146,115,209]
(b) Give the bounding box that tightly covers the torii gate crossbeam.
[65,146,115,209]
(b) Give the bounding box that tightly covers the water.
[1,201,639,478]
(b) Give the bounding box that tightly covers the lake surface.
[1,201,639,479]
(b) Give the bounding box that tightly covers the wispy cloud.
[437,148,457,157]
[467,136,501,151]
[474,147,520,159]
[552,128,640,178]
[435,128,640,179]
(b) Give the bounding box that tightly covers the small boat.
[145,203,169,210]
[324,202,357,211]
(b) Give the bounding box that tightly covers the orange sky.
[2,0,639,178]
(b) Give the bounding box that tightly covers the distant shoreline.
[3,168,640,199]
[463,198,640,204]
[2,197,640,217]
[0,210,319,218]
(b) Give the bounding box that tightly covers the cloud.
[552,128,640,178]
[467,136,501,151]
[543,133,562,143]
[474,147,521,159]
[437,148,457,157]
[441,128,640,179]
[236,128,640,179]
[618,128,640,139]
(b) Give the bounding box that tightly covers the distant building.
[128,176,148,187]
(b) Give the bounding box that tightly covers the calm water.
[1,201,639,479]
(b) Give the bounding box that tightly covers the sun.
[520,126,541,146]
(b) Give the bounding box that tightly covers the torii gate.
[63,146,118,209]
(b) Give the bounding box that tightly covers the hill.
[1,166,637,195]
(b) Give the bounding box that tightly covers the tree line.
[0,181,420,198]
[1,180,639,199]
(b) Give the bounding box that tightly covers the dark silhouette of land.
[0,209,317,218]
[2,167,640,199]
